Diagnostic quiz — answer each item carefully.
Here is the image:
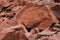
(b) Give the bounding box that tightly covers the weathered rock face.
[0,0,60,40]
[17,5,54,30]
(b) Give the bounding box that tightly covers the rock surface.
[0,0,60,40]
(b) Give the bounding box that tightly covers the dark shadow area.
[2,6,9,11]
[50,23,56,31]
[26,28,32,32]
[52,5,60,12]
[54,0,60,3]
[52,5,60,22]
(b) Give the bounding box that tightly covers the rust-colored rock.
[0,0,60,40]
